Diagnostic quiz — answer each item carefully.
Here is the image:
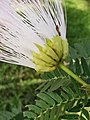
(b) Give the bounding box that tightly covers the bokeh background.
[0,0,90,111]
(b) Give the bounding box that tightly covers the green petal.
[35,65,56,73]
[44,44,59,61]
[32,51,57,65]
[62,39,69,60]
[35,43,59,61]
[46,36,63,58]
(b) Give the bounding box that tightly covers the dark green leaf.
[14,112,24,120]
[69,46,78,59]
[26,105,42,114]
[61,114,79,119]
[41,72,54,80]
[47,92,62,103]
[40,81,52,92]
[36,100,49,110]
[53,68,62,77]
[0,111,15,120]
[37,92,55,106]
[44,109,49,120]
[75,58,81,75]
[74,43,88,58]
[49,107,56,120]
[63,87,75,99]
[79,116,86,120]
[82,108,90,120]
[69,105,81,112]
[23,111,36,119]
[36,82,47,91]
[48,79,62,92]
[81,57,90,77]
[61,91,69,100]
[71,79,82,97]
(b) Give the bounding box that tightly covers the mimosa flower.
[0,0,68,72]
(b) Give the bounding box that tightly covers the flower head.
[0,0,68,72]
[33,35,68,72]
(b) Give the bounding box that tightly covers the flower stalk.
[59,64,88,86]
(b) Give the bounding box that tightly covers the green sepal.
[46,36,63,58]
[35,43,59,61]
[32,51,57,65]
[62,39,69,60]
[36,65,56,73]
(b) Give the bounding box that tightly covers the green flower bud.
[32,35,69,72]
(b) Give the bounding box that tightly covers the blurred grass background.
[66,0,90,45]
[0,0,90,111]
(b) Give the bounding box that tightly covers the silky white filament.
[0,0,66,69]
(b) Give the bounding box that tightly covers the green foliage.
[23,41,90,120]
[0,111,15,120]
[24,84,89,119]
[0,111,23,120]
[1,41,90,120]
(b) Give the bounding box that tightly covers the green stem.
[59,64,87,86]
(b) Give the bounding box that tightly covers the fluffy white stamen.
[0,0,66,69]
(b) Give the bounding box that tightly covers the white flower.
[0,0,67,71]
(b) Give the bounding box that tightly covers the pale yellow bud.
[32,35,69,72]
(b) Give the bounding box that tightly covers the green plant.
[0,0,90,120]
[23,41,90,120]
